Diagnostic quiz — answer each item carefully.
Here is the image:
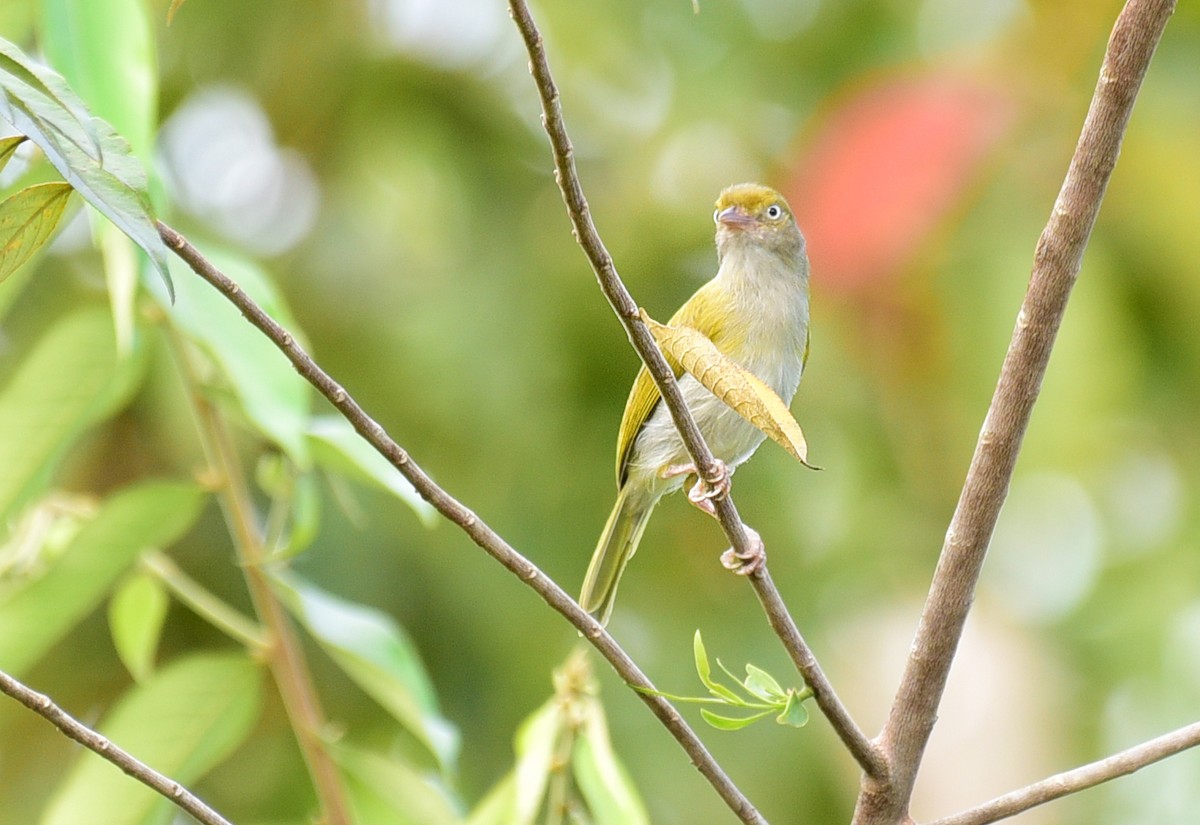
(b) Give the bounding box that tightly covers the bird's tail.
[579,485,658,625]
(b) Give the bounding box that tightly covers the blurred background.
[1,0,1199,822]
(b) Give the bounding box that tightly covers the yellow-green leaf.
[0,182,73,283]
[0,134,26,172]
[109,571,169,682]
[167,0,189,24]
[642,310,817,469]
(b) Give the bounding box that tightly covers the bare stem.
[0,669,235,825]
[504,0,881,778]
[929,721,1200,825]
[170,332,353,825]
[158,221,767,825]
[854,2,1176,822]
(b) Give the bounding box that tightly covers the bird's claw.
[662,460,732,517]
[720,527,765,576]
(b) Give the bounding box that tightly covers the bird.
[579,182,811,625]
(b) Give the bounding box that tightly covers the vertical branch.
[170,336,353,825]
[854,1,1176,822]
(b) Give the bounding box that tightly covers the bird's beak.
[716,205,755,229]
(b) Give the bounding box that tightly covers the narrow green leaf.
[0,36,172,297]
[0,309,143,521]
[308,416,436,525]
[699,708,772,731]
[165,247,310,463]
[742,663,786,702]
[692,631,740,703]
[108,571,169,682]
[332,741,462,825]
[0,481,205,676]
[573,701,649,825]
[512,700,559,824]
[776,691,810,728]
[0,181,73,283]
[39,652,262,825]
[0,134,26,172]
[272,573,459,773]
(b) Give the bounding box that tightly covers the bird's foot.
[661,460,732,517]
[720,526,765,576]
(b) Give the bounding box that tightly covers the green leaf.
[308,416,436,525]
[776,691,810,728]
[742,663,786,702]
[573,702,649,825]
[466,772,517,825]
[40,0,158,160]
[108,571,169,682]
[512,700,559,824]
[272,573,459,774]
[0,481,205,677]
[39,652,262,825]
[166,0,189,24]
[0,309,143,521]
[0,36,172,297]
[332,740,462,825]
[164,246,311,463]
[692,630,740,703]
[0,134,26,172]
[0,182,73,283]
[699,708,772,731]
[41,0,159,350]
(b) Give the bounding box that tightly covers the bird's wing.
[615,281,732,485]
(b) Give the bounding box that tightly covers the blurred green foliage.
[2,0,1200,823]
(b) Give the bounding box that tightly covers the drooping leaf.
[272,573,459,774]
[699,708,772,731]
[0,309,144,521]
[0,36,172,297]
[0,182,73,283]
[108,571,169,682]
[644,311,817,469]
[164,246,310,463]
[332,740,462,825]
[39,652,262,825]
[0,481,205,677]
[308,416,436,525]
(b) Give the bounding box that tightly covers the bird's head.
[713,183,805,263]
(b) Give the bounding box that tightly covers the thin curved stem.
[0,669,235,825]
[504,0,882,779]
[928,720,1200,825]
[158,221,767,825]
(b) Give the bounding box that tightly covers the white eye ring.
[765,204,783,219]
[713,209,720,223]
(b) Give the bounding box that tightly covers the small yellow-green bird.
[580,182,811,624]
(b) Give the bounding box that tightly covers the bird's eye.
[765,204,783,220]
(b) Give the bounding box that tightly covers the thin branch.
[169,329,353,825]
[504,0,883,779]
[0,669,235,825]
[157,221,767,825]
[140,551,269,651]
[928,721,1200,825]
[855,1,1176,822]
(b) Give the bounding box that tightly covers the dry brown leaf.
[641,310,818,469]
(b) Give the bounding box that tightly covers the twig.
[928,720,1200,825]
[169,328,353,825]
[157,221,767,825]
[0,669,235,825]
[505,0,883,779]
[855,1,1176,822]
